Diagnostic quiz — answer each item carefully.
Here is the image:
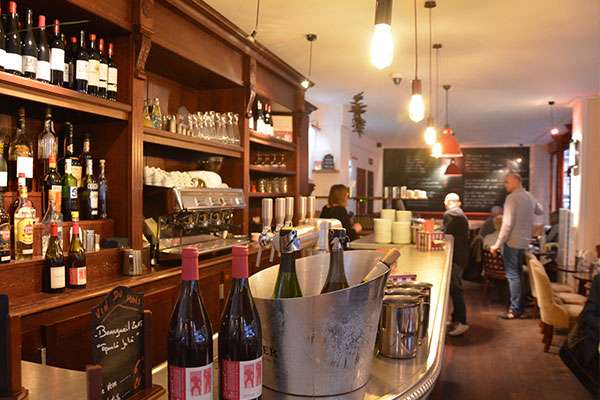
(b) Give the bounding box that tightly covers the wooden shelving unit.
[249,165,296,175]
[248,192,292,198]
[249,131,296,151]
[143,127,243,158]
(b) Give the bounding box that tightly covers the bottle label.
[99,63,108,88]
[222,358,262,400]
[16,217,34,245]
[0,223,11,257]
[69,266,87,285]
[16,156,34,178]
[64,63,70,83]
[69,186,78,199]
[51,184,62,210]
[0,171,7,188]
[50,48,65,71]
[169,363,213,400]
[36,60,51,81]
[0,49,5,69]
[50,266,65,289]
[88,59,100,87]
[71,165,83,186]
[5,53,22,73]
[22,55,37,74]
[76,59,88,81]
[90,190,99,212]
[108,67,118,88]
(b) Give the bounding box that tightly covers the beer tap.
[314,219,332,254]
[269,198,287,262]
[307,196,316,224]
[284,196,294,227]
[298,196,307,225]
[256,198,273,268]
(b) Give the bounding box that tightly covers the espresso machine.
[144,187,248,265]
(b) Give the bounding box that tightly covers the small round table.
[573,272,594,295]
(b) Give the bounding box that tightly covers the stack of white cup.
[392,210,412,244]
[374,209,396,243]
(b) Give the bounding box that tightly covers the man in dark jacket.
[443,193,470,336]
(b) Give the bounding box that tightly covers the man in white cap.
[443,192,470,336]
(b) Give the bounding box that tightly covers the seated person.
[483,215,503,250]
[480,205,503,238]
[545,210,559,243]
[319,184,362,241]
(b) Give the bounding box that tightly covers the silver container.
[385,288,427,342]
[249,250,389,396]
[121,249,146,275]
[379,294,422,359]
[391,281,433,340]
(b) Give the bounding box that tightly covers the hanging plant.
[349,91,367,137]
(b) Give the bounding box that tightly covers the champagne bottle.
[74,30,88,93]
[219,245,263,400]
[80,159,98,220]
[61,158,78,221]
[320,228,350,294]
[362,248,401,283]
[67,212,86,289]
[36,15,50,83]
[43,223,65,293]
[97,159,108,219]
[49,19,65,85]
[13,173,35,260]
[168,247,214,400]
[87,34,100,96]
[0,194,11,263]
[21,8,37,78]
[5,1,22,76]
[272,227,303,298]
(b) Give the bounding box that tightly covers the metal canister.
[391,281,432,339]
[379,294,422,359]
[384,287,427,343]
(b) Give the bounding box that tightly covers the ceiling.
[205,0,600,146]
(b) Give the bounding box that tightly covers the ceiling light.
[422,1,437,144]
[548,100,560,136]
[437,85,463,158]
[408,0,424,122]
[444,158,462,176]
[431,141,442,158]
[370,0,394,70]
[300,33,317,89]
[424,116,437,146]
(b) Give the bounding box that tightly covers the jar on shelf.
[264,178,273,194]
[258,178,266,193]
[272,177,281,194]
[280,177,288,193]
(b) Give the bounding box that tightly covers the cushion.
[564,304,584,319]
[556,292,587,305]
[551,282,575,293]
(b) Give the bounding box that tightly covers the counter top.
[19,239,452,400]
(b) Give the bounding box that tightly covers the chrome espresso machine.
[143,186,249,265]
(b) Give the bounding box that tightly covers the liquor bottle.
[5,1,22,76]
[0,142,7,192]
[74,31,88,93]
[107,43,118,101]
[255,100,266,135]
[0,3,6,71]
[247,109,255,131]
[67,36,77,89]
[168,247,214,400]
[43,223,65,293]
[264,103,272,136]
[60,123,82,186]
[79,134,92,178]
[151,98,162,129]
[320,228,350,294]
[97,38,108,98]
[36,15,50,83]
[272,227,303,298]
[61,158,78,222]
[219,245,263,400]
[86,34,100,96]
[37,106,58,188]
[41,198,63,258]
[49,19,65,86]
[67,212,86,289]
[43,154,62,215]
[13,173,35,260]
[21,8,37,79]
[97,159,108,219]
[0,194,11,263]
[80,159,98,220]
[9,107,33,191]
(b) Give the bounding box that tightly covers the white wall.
[529,144,551,225]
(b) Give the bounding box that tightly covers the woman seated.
[483,215,503,250]
[319,184,362,242]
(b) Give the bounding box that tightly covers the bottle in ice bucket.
[272,227,303,298]
[321,227,349,294]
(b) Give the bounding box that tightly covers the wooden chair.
[481,249,507,303]
[525,252,540,319]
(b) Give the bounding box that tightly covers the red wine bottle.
[74,30,88,93]
[87,34,100,96]
[36,15,50,83]
[0,4,6,72]
[49,19,65,85]
[43,223,65,293]
[97,38,108,98]
[21,8,37,79]
[168,247,214,400]
[66,36,78,89]
[107,43,118,101]
[219,245,262,400]
[5,2,22,76]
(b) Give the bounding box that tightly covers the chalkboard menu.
[92,286,145,400]
[383,147,529,212]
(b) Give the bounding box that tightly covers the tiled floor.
[429,281,593,400]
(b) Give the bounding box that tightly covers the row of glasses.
[252,152,287,168]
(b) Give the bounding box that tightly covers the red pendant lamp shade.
[444,158,462,176]
[438,125,463,158]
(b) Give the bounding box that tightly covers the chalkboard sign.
[383,147,529,212]
[92,286,145,400]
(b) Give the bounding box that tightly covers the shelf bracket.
[134,0,155,80]
[245,57,257,116]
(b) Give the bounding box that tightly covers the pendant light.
[408,0,425,122]
[370,0,394,70]
[247,0,260,41]
[423,1,437,145]
[433,85,463,158]
[444,158,462,176]
[300,34,317,89]
[549,100,560,136]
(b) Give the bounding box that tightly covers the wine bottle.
[21,8,37,79]
[320,228,350,294]
[5,1,21,75]
[37,106,58,192]
[0,194,11,263]
[0,142,7,192]
[67,36,77,89]
[168,247,214,400]
[97,159,108,219]
[9,107,33,191]
[13,173,35,260]
[50,19,65,86]
[74,30,88,93]
[63,124,82,187]
[41,197,63,258]
[43,154,62,215]
[0,3,6,71]
[264,103,272,136]
[255,100,266,135]
[87,34,100,96]
[36,15,50,83]
[79,134,92,179]
[219,245,263,400]
[61,158,78,222]
[67,212,86,289]
[272,227,303,298]
[80,159,98,220]
[362,248,401,283]
[97,38,108,98]
[107,43,117,101]
[43,223,65,293]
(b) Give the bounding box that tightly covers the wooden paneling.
[143,285,178,366]
[255,64,296,111]
[42,312,92,370]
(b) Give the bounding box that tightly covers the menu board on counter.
[383,147,529,212]
[91,286,145,400]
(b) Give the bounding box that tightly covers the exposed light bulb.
[431,142,442,158]
[424,125,437,146]
[370,24,394,70]
[409,94,425,122]
[300,79,310,89]
[550,127,560,136]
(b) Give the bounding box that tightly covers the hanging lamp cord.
[308,40,313,77]
[414,0,419,80]
[252,0,261,35]
[428,7,433,118]
[435,47,440,124]
[445,87,449,126]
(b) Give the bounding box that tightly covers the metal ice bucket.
[249,250,390,396]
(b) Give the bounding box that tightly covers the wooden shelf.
[312,169,340,173]
[249,131,296,151]
[249,165,296,176]
[0,71,131,120]
[143,127,243,158]
[249,192,292,198]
